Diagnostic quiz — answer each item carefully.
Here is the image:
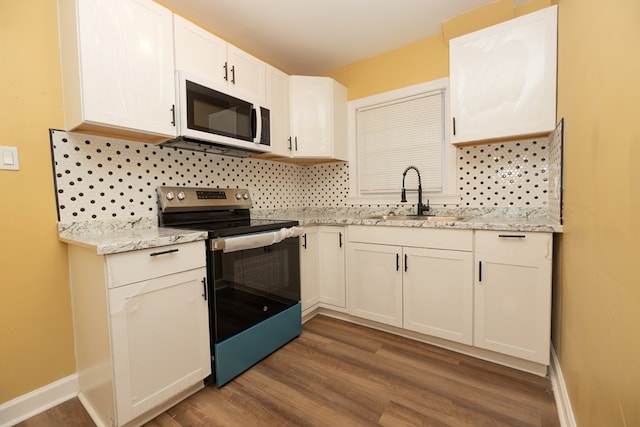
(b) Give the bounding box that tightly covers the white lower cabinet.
[473,231,552,365]
[318,226,347,309]
[403,247,473,345]
[301,226,347,314]
[347,226,473,344]
[300,227,320,314]
[67,241,210,427]
[348,242,403,327]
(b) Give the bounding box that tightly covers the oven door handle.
[212,226,304,253]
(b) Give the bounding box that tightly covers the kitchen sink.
[367,215,464,221]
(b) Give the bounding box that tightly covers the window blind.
[356,89,444,194]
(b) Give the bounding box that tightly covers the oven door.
[208,235,300,343]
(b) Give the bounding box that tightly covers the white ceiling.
[159,0,519,75]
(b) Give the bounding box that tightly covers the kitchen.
[1,1,638,427]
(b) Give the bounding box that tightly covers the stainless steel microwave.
[163,71,270,157]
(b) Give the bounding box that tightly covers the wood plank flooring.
[16,315,559,427]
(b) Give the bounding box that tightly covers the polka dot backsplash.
[456,138,550,208]
[50,130,333,222]
[547,120,564,223]
[303,162,350,207]
[51,127,560,223]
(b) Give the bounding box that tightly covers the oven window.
[211,237,300,342]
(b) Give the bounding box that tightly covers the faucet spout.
[401,166,429,216]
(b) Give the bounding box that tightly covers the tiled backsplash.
[456,138,549,207]
[50,128,561,223]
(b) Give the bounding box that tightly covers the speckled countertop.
[300,215,562,232]
[254,207,563,233]
[58,217,208,255]
[58,207,562,255]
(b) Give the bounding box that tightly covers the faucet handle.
[420,200,431,215]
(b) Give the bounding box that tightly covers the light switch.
[0,146,19,171]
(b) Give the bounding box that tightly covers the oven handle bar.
[212,226,304,253]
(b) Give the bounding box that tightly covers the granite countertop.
[58,208,562,255]
[58,217,207,255]
[301,215,562,233]
[254,207,563,233]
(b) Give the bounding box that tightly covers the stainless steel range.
[157,186,302,386]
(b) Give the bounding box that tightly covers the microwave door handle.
[251,107,261,143]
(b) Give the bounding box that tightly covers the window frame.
[347,78,459,206]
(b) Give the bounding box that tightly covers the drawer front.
[106,241,206,288]
[474,231,552,259]
[348,225,472,252]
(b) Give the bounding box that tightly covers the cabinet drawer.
[475,231,552,259]
[348,225,472,252]
[106,241,206,288]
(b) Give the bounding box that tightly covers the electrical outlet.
[0,146,19,171]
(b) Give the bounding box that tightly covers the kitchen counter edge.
[299,216,563,233]
[58,214,561,256]
[59,226,208,256]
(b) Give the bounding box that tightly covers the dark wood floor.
[17,315,559,427]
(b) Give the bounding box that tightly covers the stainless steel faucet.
[401,166,430,216]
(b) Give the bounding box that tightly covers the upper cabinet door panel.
[76,0,176,136]
[227,44,267,101]
[173,14,227,84]
[449,5,557,144]
[289,76,347,160]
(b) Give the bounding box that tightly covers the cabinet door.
[173,14,227,84]
[75,0,176,137]
[318,227,346,309]
[109,267,210,425]
[403,247,473,345]
[300,228,319,313]
[474,248,552,364]
[348,242,402,327]
[265,65,292,157]
[449,6,557,144]
[290,76,333,158]
[227,44,266,100]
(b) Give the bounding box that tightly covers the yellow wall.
[555,0,640,425]
[0,1,76,402]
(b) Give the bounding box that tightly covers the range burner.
[157,186,297,236]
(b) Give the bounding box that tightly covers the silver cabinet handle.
[498,234,526,239]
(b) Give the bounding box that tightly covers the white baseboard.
[0,374,78,427]
[550,344,577,427]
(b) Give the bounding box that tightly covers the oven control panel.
[157,186,252,212]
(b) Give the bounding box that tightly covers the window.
[347,79,458,205]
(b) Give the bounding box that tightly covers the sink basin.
[368,215,463,222]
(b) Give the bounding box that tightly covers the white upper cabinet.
[173,14,227,82]
[265,64,291,156]
[449,5,558,144]
[173,15,266,101]
[226,44,267,100]
[58,0,176,142]
[289,76,348,160]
